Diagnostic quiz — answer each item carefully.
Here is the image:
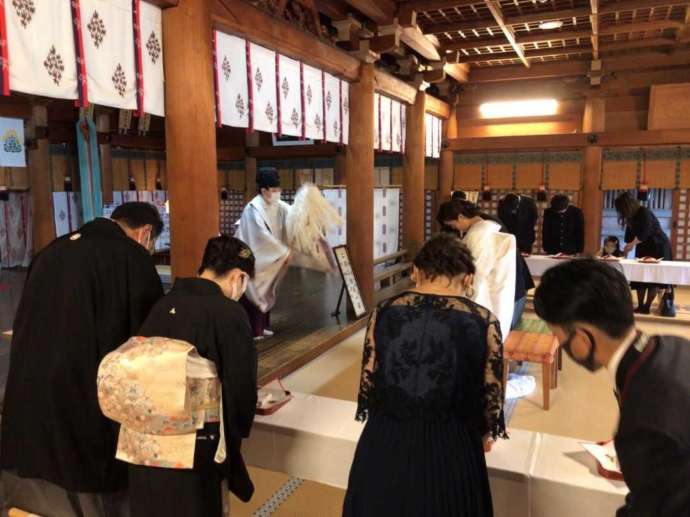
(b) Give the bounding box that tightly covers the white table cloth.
[241,390,627,517]
[526,256,690,286]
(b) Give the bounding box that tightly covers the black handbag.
[660,287,676,318]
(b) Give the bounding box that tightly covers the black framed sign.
[332,245,368,318]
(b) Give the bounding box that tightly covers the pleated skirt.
[343,414,493,517]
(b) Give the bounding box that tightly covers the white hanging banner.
[79,0,137,109]
[53,192,83,237]
[374,93,380,150]
[4,0,78,100]
[214,32,249,129]
[373,187,400,259]
[401,104,406,153]
[391,100,402,153]
[341,80,349,145]
[324,73,341,144]
[277,54,302,137]
[303,64,324,141]
[380,95,392,152]
[425,113,433,158]
[139,1,164,116]
[248,42,277,134]
[0,117,26,167]
[436,116,442,158]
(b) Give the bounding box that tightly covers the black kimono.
[497,195,538,254]
[542,205,585,255]
[131,278,257,517]
[1,218,163,494]
[614,334,690,517]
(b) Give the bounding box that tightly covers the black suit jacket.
[498,195,538,254]
[542,205,585,255]
[614,335,690,517]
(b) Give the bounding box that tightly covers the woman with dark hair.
[599,235,623,258]
[98,236,258,516]
[614,192,673,314]
[437,199,517,339]
[343,233,507,517]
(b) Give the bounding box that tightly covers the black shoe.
[639,305,651,315]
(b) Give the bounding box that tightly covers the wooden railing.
[373,249,413,304]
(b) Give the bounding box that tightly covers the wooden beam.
[217,147,246,162]
[212,0,360,81]
[342,0,395,23]
[458,45,591,64]
[424,18,498,35]
[27,105,55,252]
[374,69,418,104]
[439,106,457,204]
[468,60,590,82]
[425,95,450,119]
[517,29,592,45]
[444,36,509,51]
[599,20,685,35]
[506,7,590,26]
[398,12,442,61]
[144,0,179,7]
[581,98,605,253]
[485,0,529,67]
[345,63,376,308]
[599,0,690,15]
[444,62,469,82]
[404,0,479,11]
[590,0,599,59]
[248,143,341,159]
[600,37,676,52]
[404,93,426,256]
[165,0,219,277]
[447,128,690,151]
[315,0,350,20]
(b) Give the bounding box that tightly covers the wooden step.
[374,262,412,282]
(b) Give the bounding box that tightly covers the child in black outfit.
[599,235,623,258]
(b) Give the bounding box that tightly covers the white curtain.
[53,192,83,237]
[324,73,341,144]
[341,80,349,145]
[215,32,249,129]
[391,100,402,153]
[278,54,302,137]
[5,0,78,100]
[374,93,380,150]
[0,192,32,268]
[380,95,392,152]
[79,0,137,109]
[303,65,324,141]
[140,2,164,116]
[322,188,346,247]
[425,113,433,158]
[249,42,277,134]
[373,187,400,260]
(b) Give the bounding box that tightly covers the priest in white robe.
[235,168,291,338]
[438,200,517,340]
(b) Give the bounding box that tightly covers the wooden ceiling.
[307,0,690,87]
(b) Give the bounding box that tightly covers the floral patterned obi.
[97,336,224,470]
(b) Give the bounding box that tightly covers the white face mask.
[269,191,281,204]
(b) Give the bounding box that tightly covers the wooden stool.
[503,330,561,410]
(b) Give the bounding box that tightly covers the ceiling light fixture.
[538,20,564,30]
[479,98,559,119]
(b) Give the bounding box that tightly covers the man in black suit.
[498,193,538,254]
[534,259,690,517]
[542,194,585,255]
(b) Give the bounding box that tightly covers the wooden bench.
[503,330,561,410]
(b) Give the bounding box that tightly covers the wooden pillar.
[439,106,457,203]
[345,63,375,309]
[244,132,260,203]
[27,105,55,252]
[403,91,426,256]
[334,152,346,185]
[163,0,219,277]
[97,113,113,205]
[582,98,606,254]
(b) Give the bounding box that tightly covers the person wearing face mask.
[234,167,291,339]
[1,202,164,517]
[107,235,258,517]
[534,259,690,517]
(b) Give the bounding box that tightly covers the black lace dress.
[343,292,507,517]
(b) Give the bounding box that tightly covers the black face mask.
[561,328,600,372]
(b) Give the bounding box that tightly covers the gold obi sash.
[97,336,226,470]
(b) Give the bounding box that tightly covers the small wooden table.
[504,330,561,410]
